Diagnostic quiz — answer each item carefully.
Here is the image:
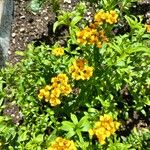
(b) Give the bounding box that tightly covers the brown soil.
[8,0,81,63]
[8,0,55,63]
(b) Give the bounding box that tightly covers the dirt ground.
[9,0,82,63]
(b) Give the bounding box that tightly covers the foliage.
[0,0,150,149]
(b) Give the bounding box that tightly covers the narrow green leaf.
[15,51,25,56]
[65,130,75,138]
[71,114,78,125]
[71,16,82,26]
[61,121,75,131]
[53,21,65,33]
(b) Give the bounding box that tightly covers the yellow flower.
[89,129,94,137]
[61,84,72,95]
[44,91,50,102]
[89,114,120,145]
[94,10,118,25]
[100,114,113,122]
[82,66,93,80]
[89,23,98,29]
[51,77,58,83]
[57,73,69,83]
[145,24,150,33]
[52,47,64,56]
[51,82,60,89]
[94,10,105,23]
[71,71,82,80]
[48,137,77,150]
[105,10,118,24]
[38,89,45,99]
[38,73,72,106]
[45,85,51,91]
[76,59,87,70]
[70,59,94,80]
[96,41,102,48]
[51,88,61,98]
[50,97,61,106]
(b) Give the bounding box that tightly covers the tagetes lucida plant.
[94,10,118,25]
[89,114,120,145]
[69,58,94,80]
[47,137,77,150]
[38,73,72,106]
[76,10,118,48]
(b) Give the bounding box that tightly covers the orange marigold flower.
[45,85,51,91]
[94,10,118,25]
[50,97,61,106]
[69,59,94,80]
[57,73,69,83]
[51,88,61,98]
[48,137,77,150]
[38,73,72,106]
[89,114,120,145]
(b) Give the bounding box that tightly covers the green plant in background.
[122,128,150,150]
[27,0,60,13]
[53,2,87,42]
[107,142,134,150]
[97,0,138,11]
[27,0,45,13]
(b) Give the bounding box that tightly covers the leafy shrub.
[0,1,150,149]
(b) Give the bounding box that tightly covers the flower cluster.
[47,137,77,150]
[52,47,64,56]
[76,10,118,48]
[89,114,120,145]
[145,24,150,33]
[38,74,72,106]
[94,10,118,25]
[76,26,108,48]
[69,58,93,80]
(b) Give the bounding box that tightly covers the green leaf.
[71,114,78,125]
[8,146,14,150]
[15,51,25,56]
[0,116,4,123]
[78,116,87,127]
[71,16,82,26]
[29,0,42,13]
[145,99,150,106]
[65,130,75,138]
[61,121,75,131]
[76,129,84,142]
[53,21,66,33]
[18,131,28,142]
[34,134,44,143]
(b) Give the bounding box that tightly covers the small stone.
[8,51,11,55]
[20,28,25,32]
[44,16,49,20]
[64,0,71,4]
[146,12,150,18]
[42,10,47,13]
[68,5,72,8]
[16,115,20,119]
[12,39,15,44]
[87,12,91,15]
[11,114,15,117]
[12,33,16,37]
[20,15,25,19]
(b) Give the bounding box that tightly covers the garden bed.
[0,0,150,149]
